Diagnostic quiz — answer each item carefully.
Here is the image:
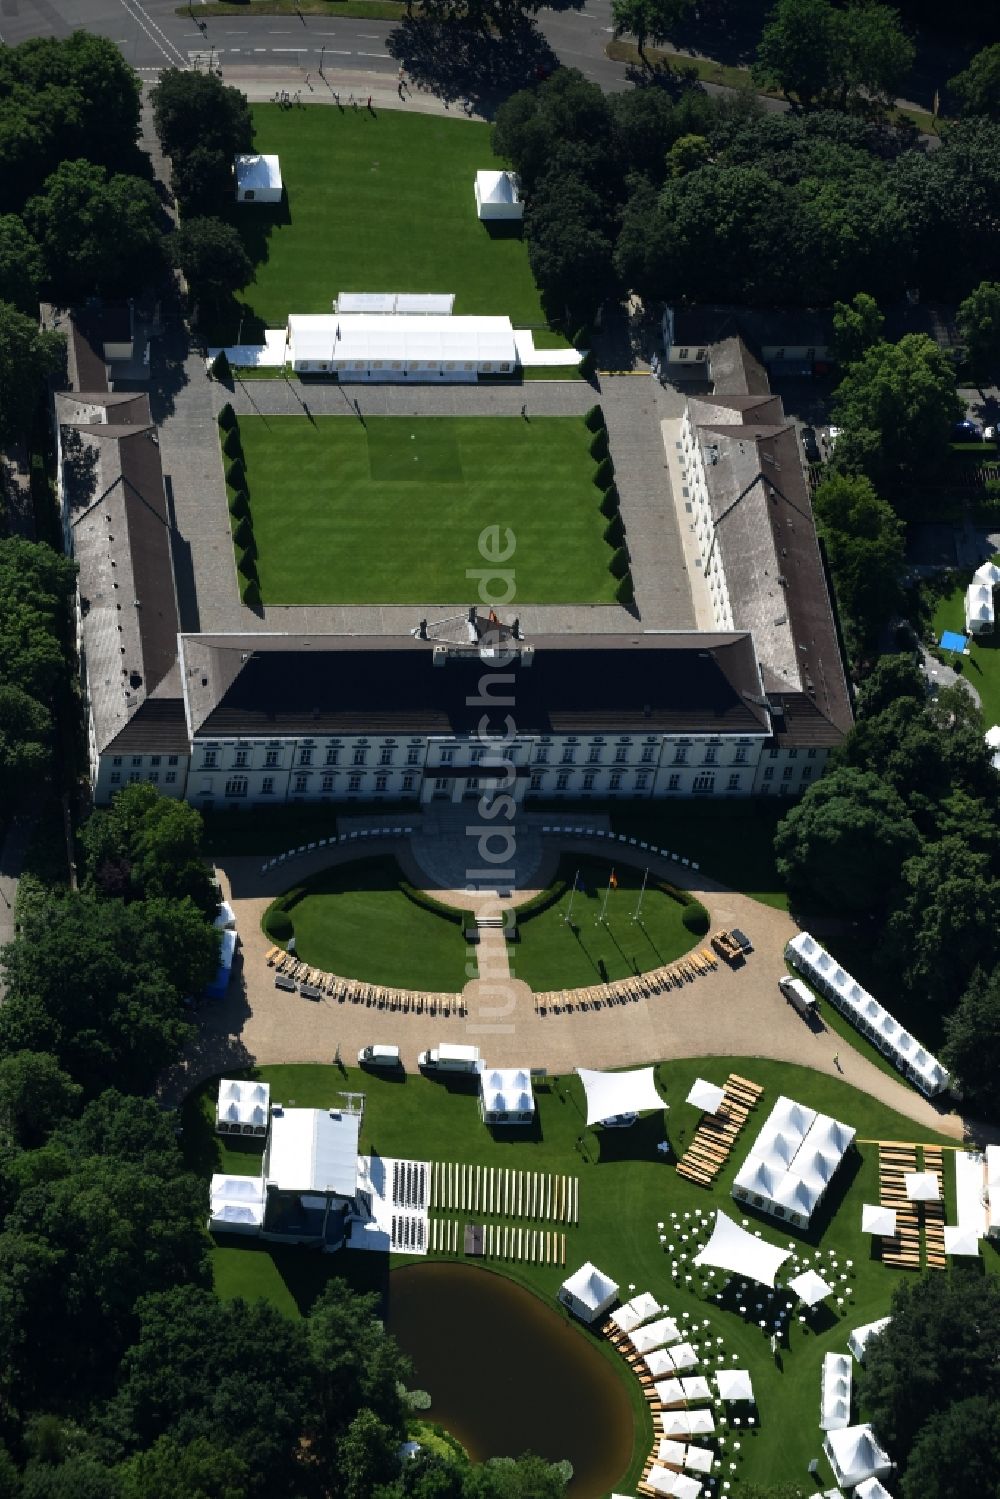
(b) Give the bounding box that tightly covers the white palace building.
[58,310,852,811]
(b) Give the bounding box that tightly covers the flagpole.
[599,868,614,925]
[564,868,580,926]
[632,866,648,923]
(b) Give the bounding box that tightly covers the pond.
[387,1262,635,1497]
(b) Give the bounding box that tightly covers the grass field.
[262,855,473,988]
[238,414,616,604]
[217,106,560,343]
[932,566,1000,727]
[189,1058,969,1495]
[512,858,706,990]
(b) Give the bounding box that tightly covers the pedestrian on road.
[520,402,527,419]
[833,1052,842,1072]
[367,95,372,110]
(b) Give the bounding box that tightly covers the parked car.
[801,426,821,464]
[711,930,745,967]
[600,1113,638,1128]
[730,927,754,955]
[951,420,983,442]
[779,975,819,1020]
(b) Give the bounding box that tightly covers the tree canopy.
[813,471,905,657]
[753,0,914,111]
[831,291,884,365]
[956,279,1000,383]
[150,70,253,165]
[941,965,1000,1115]
[0,304,65,448]
[172,218,253,320]
[948,43,1000,120]
[610,0,691,60]
[25,160,163,302]
[80,783,218,916]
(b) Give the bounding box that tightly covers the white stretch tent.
[943,1224,981,1257]
[788,1268,833,1307]
[216,1078,270,1135]
[862,1204,897,1236]
[714,1367,753,1402]
[558,1261,618,1323]
[732,1093,855,1228]
[786,933,949,1096]
[686,1078,726,1114]
[479,1067,534,1124]
[823,1425,891,1489]
[905,1171,940,1201]
[848,1317,891,1364]
[265,1107,359,1197]
[631,1316,681,1355]
[474,169,523,220]
[692,1210,793,1288]
[660,1410,715,1438]
[821,1352,853,1431]
[234,153,282,203]
[577,1066,667,1127]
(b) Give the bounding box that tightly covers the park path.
[183,829,965,1143]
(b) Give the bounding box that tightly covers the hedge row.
[396,878,468,927]
[585,424,635,601]
[219,415,262,606]
[510,872,571,924]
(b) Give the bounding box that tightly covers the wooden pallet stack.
[922,1147,947,1269]
[675,1072,764,1187]
[878,1145,921,1269]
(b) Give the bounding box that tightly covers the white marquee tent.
[631,1315,681,1355]
[820,1352,853,1431]
[660,1410,715,1438]
[692,1210,793,1288]
[479,1067,534,1124]
[732,1093,855,1227]
[686,1078,726,1114]
[646,1345,684,1378]
[788,1268,834,1307]
[823,1424,891,1489]
[286,312,518,380]
[234,153,282,203]
[558,1261,618,1323]
[904,1171,940,1201]
[714,1367,754,1402]
[848,1317,891,1364]
[861,1204,897,1236]
[610,1291,660,1334]
[215,1078,270,1136]
[474,169,523,221]
[209,1173,266,1233]
[576,1066,667,1127]
[943,1224,981,1257]
[646,1466,702,1499]
[855,1479,894,1499]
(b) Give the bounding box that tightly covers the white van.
[418,1043,481,1073]
[780,975,819,1019]
[358,1044,402,1069]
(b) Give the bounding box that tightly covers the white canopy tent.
[943,1224,981,1257]
[714,1367,754,1402]
[474,169,523,221]
[823,1424,891,1489]
[905,1171,940,1201]
[209,1173,266,1234]
[861,1203,897,1236]
[848,1317,891,1364]
[558,1261,618,1323]
[645,1346,682,1379]
[631,1316,681,1355]
[646,1465,702,1499]
[692,1210,793,1288]
[820,1352,853,1431]
[660,1410,715,1438]
[855,1479,894,1499]
[686,1078,726,1114]
[732,1093,855,1228]
[576,1066,667,1126]
[479,1067,534,1124]
[683,1446,714,1475]
[234,153,282,203]
[610,1291,661,1334]
[215,1078,270,1136]
[788,1268,834,1307]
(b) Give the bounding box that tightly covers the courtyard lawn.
[932,566,1000,728]
[218,106,560,342]
[239,414,616,605]
[511,858,707,991]
[262,856,473,990]
[189,1058,965,1496]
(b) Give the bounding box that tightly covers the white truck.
[357,1044,402,1069]
[418,1043,481,1073]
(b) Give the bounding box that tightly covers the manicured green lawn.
[512,858,706,990]
[217,106,559,342]
[262,856,473,989]
[189,1058,964,1495]
[239,414,615,605]
[931,565,1000,727]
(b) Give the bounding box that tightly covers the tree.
[0,539,76,701]
[773,767,919,911]
[0,302,65,445]
[957,279,1000,382]
[840,1,915,111]
[754,0,913,111]
[0,1050,81,1147]
[941,966,1000,1115]
[118,1435,250,1499]
[949,43,1000,120]
[172,218,253,319]
[901,1396,1000,1499]
[80,783,217,916]
[337,1410,400,1499]
[855,652,924,718]
[0,214,44,313]
[753,0,841,109]
[610,0,691,62]
[151,70,252,163]
[493,71,616,200]
[170,146,233,219]
[462,1455,567,1498]
[523,173,615,319]
[0,683,52,807]
[830,334,963,501]
[832,291,884,364]
[305,1278,410,1463]
[883,836,1000,1009]
[25,160,163,302]
[813,472,905,652]
[668,133,710,176]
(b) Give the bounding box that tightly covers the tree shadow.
[388,16,557,118]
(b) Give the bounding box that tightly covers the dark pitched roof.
[673,306,835,356]
[180,632,771,740]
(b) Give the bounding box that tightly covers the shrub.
[265,906,293,943]
[209,349,231,382]
[579,350,595,378]
[239,574,261,608]
[227,485,249,518]
[513,873,571,923]
[232,515,253,551]
[217,401,236,431]
[584,404,604,432]
[593,456,614,489]
[226,458,245,489]
[222,426,242,462]
[589,428,609,462]
[599,484,619,518]
[681,902,710,936]
[609,545,630,579]
[397,879,467,926]
[615,573,634,605]
[603,513,625,548]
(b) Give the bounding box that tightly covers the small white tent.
[823,1424,891,1489]
[686,1078,726,1114]
[558,1261,618,1323]
[943,1224,981,1257]
[479,1067,534,1124]
[235,153,282,203]
[576,1066,667,1126]
[965,580,994,634]
[820,1352,853,1431]
[848,1317,891,1364]
[474,169,523,221]
[692,1210,793,1288]
[854,1479,894,1499]
[861,1204,897,1236]
[905,1171,940,1201]
[788,1268,833,1307]
[714,1367,753,1402]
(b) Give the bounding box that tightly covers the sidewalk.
[223,65,487,121]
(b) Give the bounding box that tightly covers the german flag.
[609,869,618,889]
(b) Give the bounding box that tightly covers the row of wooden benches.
[878,1145,922,1269]
[535,950,720,1016]
[601,1315,712,1491]
[923,1147,947,1270]
[264,946,465,1015]
[675,1073,765,1187]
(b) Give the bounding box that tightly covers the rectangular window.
[678,347,690,359]
[534,747,548,764]
[165,771,176,785]
[769,747,779,759]
[407,749,421,766]
[440,748,453,766]
[561,748,574,764]
[693,773,715,793]
[203,751,217,768]
[322,774,334,792]
[379,748,392,766]
[266,750,279,768]
[110,772,121,785]
[148,772,159,784]
[788,748,798,759]
[727,774,739,791]
[112,756,122,767]
[150,756,161,767]
[763,767,775,780]
[610,772,622,791]
[779,783,790,796]
[556,772,569,790]
[348,774,361,792]
[325,748,339,767]
[294,774,308,793]
[615,747,627,764]
[167,756,178,766]
[299,748,313,767]
[225,777,248,798]
[735,747,748,765]
[403,775,415,792]
[235,750,248,768]
[375,774,388,791]
[673,747,688,765]
[588,747,601,764]
[636,772,649,790]
[704,746,718,764]
[132,756,142,768]
[807,748,818,759]
[801,765,813,779]
[641,746,655,764]
[583,772,595,790]
[530,772,543,791]
[128,772,141,783]
[782,766,794,780]
[668,774,680,791]
[470,747,484,764]
[261,777,274,795]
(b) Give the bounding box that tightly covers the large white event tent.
[732,1093,855,1228]
[943,1224,981,1257]
[823,1424,892,1489]
[692,1210,793,1288]
[478,1067,534,1125]
[576,1066,667,1127]
[558,1261,618,1324]
[208,1173,266,1233]
[820,1352,853,1431]
[861,1203,897,1236]
[788,1268,834,1307]
[905,1171,940,1202]
[686,1078,726,1114]
[714,1367,754,1402]
[848,1317,891,1364]
[215,1078,270,1136]
[786,932,949,1096]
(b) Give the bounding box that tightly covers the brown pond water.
[387,1263,635,1497]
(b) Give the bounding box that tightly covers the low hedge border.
[511,873,571,924]
[397,878,471,928]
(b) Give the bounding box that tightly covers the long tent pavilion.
[732,1093,855,1228]
[692,1209,793,1288]
[576,1066,668,1127]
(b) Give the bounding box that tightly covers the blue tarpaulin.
[939,630,968,653]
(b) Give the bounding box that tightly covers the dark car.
[801,425,821,464]
[730,927,754,955]
[951,420,983,442]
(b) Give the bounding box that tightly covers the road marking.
[117,0,189,68]
[359,33,380,38]
[357,50,389,58]
[319,48,352,55]
[271,47,302,52]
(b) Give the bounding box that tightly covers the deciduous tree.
[813,472,905,652]
[949,43,1000,120]
[0,303,65,445]
[610,0,691,62]
[956,279,1000,382]
[172,217,253,319]
[151,70,252,163]
[941,966,1000,1115]
[832,291,884,365]
[25,160,163,301]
